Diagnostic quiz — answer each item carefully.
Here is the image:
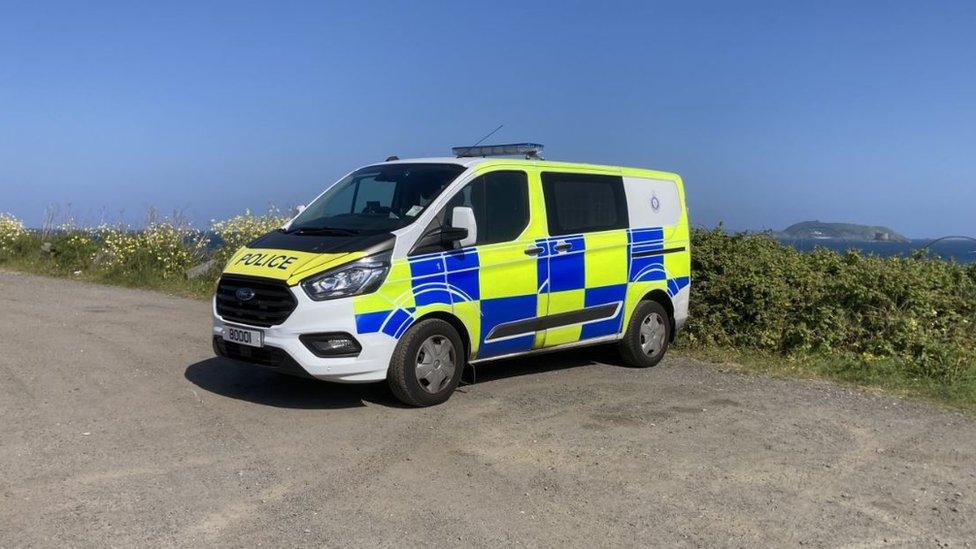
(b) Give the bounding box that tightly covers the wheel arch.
[412,311,473,361]
[639,289,676,341]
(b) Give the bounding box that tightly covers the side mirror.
[450,206,477,247]
[438,226,468,245]
[415,225,466,252]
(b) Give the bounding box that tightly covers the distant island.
[781,221,908,242]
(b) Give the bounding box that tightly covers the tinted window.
[462,171,529,245]
[541,172,628,235]
[422,170,530,251]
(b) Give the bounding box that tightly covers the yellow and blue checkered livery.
[349,162,690,361]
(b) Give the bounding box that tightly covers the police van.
[213,144,690,406]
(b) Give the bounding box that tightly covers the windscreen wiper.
[290,226,361,236]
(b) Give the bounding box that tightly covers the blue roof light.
[452,143,544,159]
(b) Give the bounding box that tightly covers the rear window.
[541,172,629,235]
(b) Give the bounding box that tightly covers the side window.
[462,171,529,245]
[421,170,530,251]
[541,172,628,235]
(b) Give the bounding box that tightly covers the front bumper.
[212,336,314,378]
[211,287,396,383]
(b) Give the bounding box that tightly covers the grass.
[0,249,218,300]
[673,345,976,412]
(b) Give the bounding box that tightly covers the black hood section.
[249,230,396,255]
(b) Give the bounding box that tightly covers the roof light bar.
[452,143,544,159]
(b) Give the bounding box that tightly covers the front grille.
[213,337,312,378]
[215,275,297,327]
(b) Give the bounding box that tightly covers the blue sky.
[1,1,974,237]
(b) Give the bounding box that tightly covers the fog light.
[299,333,362,357]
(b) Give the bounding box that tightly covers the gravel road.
[1,271,974,548]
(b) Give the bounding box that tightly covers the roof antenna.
[457,124,503,157]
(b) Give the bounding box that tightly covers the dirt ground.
[1,271,974,548]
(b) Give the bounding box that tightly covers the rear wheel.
[387,319,464,406]
[618,300,671,368]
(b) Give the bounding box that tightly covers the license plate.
[223,325,263,348]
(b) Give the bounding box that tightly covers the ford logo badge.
[235,287,256,301]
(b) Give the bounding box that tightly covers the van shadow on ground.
[184,345,622,410]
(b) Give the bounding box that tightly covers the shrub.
[211,207,290,267]
[684,228,976,383]
[0,213,30,258]
[50,231,100,273]
[96,222,208,278]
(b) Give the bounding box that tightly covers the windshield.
[286,163,465,234]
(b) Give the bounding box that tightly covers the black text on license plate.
[224,326,262,347]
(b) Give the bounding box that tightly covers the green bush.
[211,208,290,268]
[684,228,976,383]
[96,222,208,279]
[0,213,31,258]
[49,232,101,273]
[0,212,212,287]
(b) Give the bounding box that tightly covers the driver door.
[426,169,549,359]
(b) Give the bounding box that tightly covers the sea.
[778,238,976,264]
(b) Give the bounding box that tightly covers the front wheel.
[387,319,465,407]
[617,300,671,368]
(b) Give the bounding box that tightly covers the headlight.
[301,254,390,301]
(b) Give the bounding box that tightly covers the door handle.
[523,246,544,256]
[554,241,573,253]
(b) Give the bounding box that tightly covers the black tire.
[387,319,465,407]
[617,300,671,368]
